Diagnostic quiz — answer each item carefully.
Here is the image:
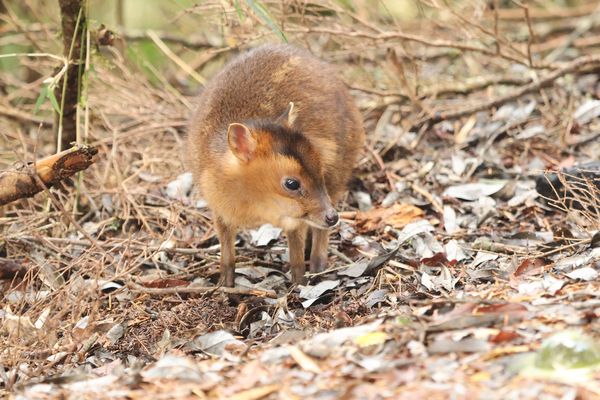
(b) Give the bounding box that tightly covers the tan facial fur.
[201,129,331,231]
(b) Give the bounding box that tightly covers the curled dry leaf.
[443,181,507,201]
[443,205,458,234]
[354,331,389,348]
[141,354,203,382]
[228,384,281,400]
[565,267,598,281]
[185,330,246,356]
[302,320,383,358]
[573,99,600,125]
[445,240,467,262]
[354,191,373,211]
[287,345,322,373]
[299,280,340,308]
[104,323,125,345]
[165,172,193,201]
[2,309,36,340]
[249,224,282,247]
[428,337,490,354]
[489,330,522,344]
[339,262,369,278]
[513,258,547,277]
[355,203,424,233]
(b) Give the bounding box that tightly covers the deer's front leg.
[310,228,329,273]
[287,224,308,284]
[215,217,237,287]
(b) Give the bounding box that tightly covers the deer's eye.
[283,178,300,191]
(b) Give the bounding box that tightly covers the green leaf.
[87,61,98,79]
[245,0,287,42]
[47,90,62,114]
[333,0,354,11]
[33,85,49,115]
[233,0,244,21]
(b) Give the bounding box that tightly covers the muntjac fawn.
[187,44,364,286]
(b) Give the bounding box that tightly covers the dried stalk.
[55,0,87,152]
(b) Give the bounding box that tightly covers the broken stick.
[0,145,98,206]
[128,282,278,299]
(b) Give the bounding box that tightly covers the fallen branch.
[0,145,98,206]
[412,54,600,129]
[128,282,277,299]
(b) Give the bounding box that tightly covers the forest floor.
[1,2,600,399]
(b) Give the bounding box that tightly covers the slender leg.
[215,217,236,287]
[304,229,312,260]
[310,228,329,273]
[287,224,308,284]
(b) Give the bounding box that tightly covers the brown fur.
[186,44,365,286]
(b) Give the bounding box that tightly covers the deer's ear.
[277,102,297,127]
[227,123,257,162]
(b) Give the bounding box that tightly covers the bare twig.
[411,183,443,215]
[121,29,214,49]
[412,54,600,129]
[290,27,534,67]
[128,282,277,298]
[513,0,536,67]
[349,74,532,101]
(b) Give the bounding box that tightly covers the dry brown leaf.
[228,384,281,400]
[355,203,424,233]
[287,345,322,373]
[512,257,548,277]
[482,345,532,361]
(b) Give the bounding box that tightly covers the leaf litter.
[3,2,600,400]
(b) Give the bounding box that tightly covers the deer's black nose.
[325,210,339,227]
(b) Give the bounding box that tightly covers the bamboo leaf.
[245,0,287,42]
[47,90,62,114]
[233,0,244,21]
[33,85,49,115]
